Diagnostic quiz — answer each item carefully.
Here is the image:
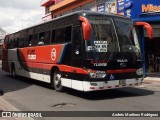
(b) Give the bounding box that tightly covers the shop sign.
[97,3,105,12]
[117,0,125,15]
[124,0,133,9]
[141,4,160,15]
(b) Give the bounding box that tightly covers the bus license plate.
[119,80,126,85]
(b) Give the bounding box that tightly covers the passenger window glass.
[51,30,55,43]
[38,32,45,45]
[55,28,66,43]
[44,31,51,45]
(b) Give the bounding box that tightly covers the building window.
[83,1,95,10]
[45,6,50,14]
[72,6,82,12]
[63,10,72,15]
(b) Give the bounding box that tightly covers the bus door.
[72,26,83,67]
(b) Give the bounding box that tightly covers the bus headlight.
[136,68,143,76]
[89,73,97,79]
[89,71,107,79]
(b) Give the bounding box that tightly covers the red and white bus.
[2,11,153,92]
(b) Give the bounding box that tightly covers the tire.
[53,69,64,92]
[11,64,16,78]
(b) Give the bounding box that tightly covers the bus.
[2,11,153,92]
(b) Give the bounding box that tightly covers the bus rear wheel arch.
[51,67,64,92]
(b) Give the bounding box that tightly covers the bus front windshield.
[85,16,141,61]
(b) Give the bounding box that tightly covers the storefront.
[121,0,160,75]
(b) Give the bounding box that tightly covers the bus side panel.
[14,44,69,82]
[17,44,65,64]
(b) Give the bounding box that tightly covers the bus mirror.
[135,22,153,39]
[79,16,92,40]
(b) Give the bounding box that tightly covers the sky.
[0,0,44,34]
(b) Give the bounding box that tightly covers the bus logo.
[120,63,126,68]
[51,48,56,61]
[27,50,36,60]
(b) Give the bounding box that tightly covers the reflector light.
[90,87,95,89]
[107,86,112,88]
[115,85,119,87]
[99,87,104,90]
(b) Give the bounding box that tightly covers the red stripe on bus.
[107,69,137,74]
[21,63,88,75]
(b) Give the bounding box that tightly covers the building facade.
[41,0,117,21]
[41,0,160,75]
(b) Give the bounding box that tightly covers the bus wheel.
[53,69,64,92]
[11,64,16,78]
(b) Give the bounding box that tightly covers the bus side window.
[29,35,32,46]
[55,28,66,43]
[32,34,38,46]
[51,30,56,43]
[10,39,13,49]
[13,39,16,48]
[65,26,72,42]
[38,32,45,45]
[44,31,51,45]
[18,38,24,48]
[24,37,29,47]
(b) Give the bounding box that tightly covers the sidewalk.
[144,77,160,82]
[0,97,33,120]
[137,77,160,91]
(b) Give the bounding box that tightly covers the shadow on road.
[64,87,155,100]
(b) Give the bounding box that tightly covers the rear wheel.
[53,69,64,92]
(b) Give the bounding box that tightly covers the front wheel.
[53,69,64,92]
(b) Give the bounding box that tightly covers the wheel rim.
[54,73,61,87]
